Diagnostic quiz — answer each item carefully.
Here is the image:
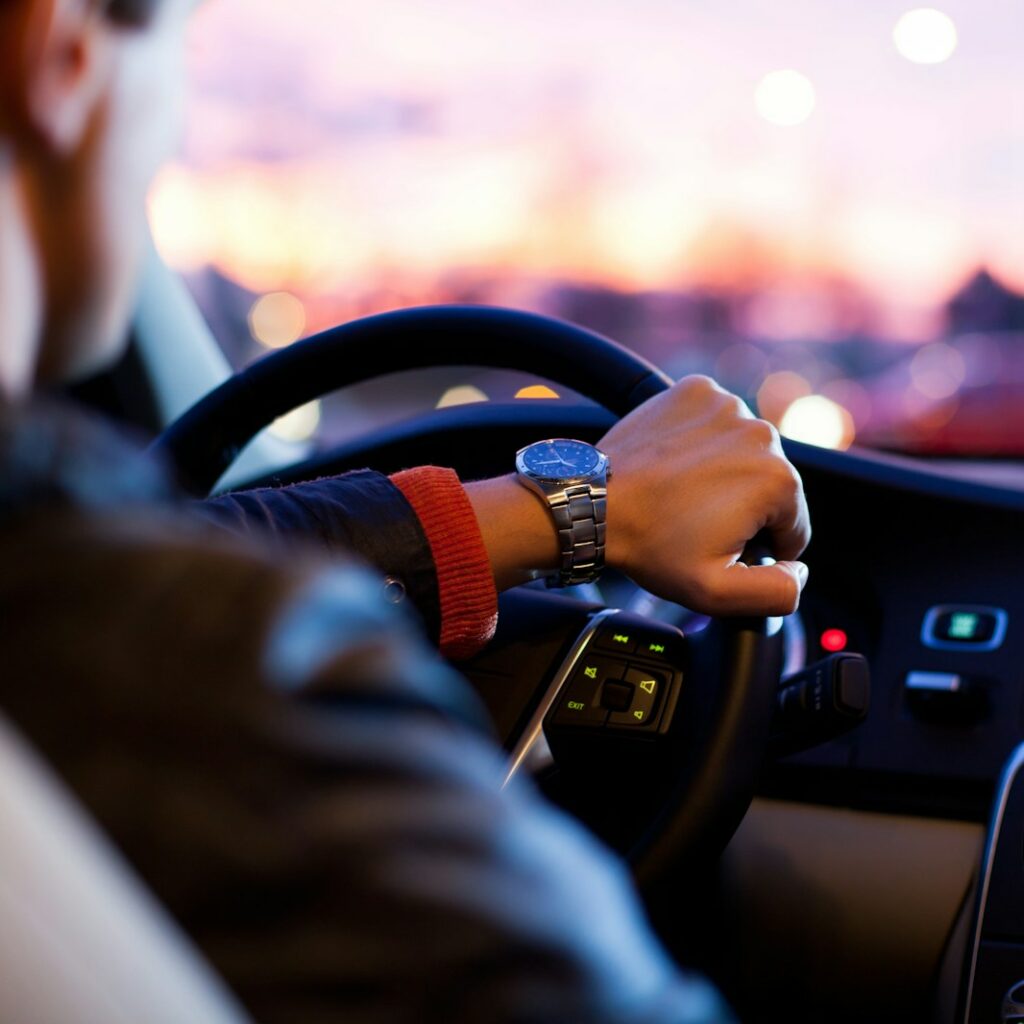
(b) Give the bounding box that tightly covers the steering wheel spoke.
[505,600,784,882]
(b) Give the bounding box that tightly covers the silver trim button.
[503,609,619,786]
[961,743,1024,1021]
[905,671,963,693]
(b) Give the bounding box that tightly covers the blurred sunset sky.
[149,0,1023,342]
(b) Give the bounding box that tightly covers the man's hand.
[466,375,810,617]
[600,375,810,617]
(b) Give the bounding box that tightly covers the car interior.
[5,2,1023,1022]
[3,246,1017,1024]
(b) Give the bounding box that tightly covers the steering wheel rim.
[152,305,673,496]
[154,305,784,897]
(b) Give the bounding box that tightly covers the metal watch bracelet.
[547,482,608,587]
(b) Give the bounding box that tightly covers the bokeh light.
[269,400,322,442]
[715,344,769,396]
[515,385,561,399]
[754,70,817,127]
[910,341,966,399]
[757,371,812,425]
[821,379,873,430]
[780,395,856,450]
[893,8,958,65]
[957,334,1004,387]
[248,292,307,349]
[901,388,960,438]
[437,385,489,408]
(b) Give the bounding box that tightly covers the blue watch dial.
[522,439,601,479]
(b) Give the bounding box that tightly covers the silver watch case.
[515,440,611,588]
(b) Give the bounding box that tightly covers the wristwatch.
[515,438,611,588]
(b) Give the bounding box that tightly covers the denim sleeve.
[196,470,441,642]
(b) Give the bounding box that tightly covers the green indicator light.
[567,701,585,711]
[949,613,980,640]
[613,634,630,645]
[633,710,645,721]
[584,666,598,679]
[649,643,666,654]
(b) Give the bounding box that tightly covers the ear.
[7,0,117,156]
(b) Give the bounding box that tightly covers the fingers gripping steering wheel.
[153,306,784,901]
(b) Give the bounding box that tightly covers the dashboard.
[723,441,1024,1023]
[767,443,1024,822]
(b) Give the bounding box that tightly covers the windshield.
[150,1,1024,456]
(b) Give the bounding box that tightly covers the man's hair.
[102,0,162,27]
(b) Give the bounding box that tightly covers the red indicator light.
[820,629,848,653]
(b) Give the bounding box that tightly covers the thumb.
[701,560,809,617]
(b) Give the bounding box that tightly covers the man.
[0,0,810,1020]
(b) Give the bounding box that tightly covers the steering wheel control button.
[552,658,626,727]
[600,680,635,712]
[607,668,666,728]
[594,630,638,654]
[922,605,1007,651]
[640,638,672,658]
[552,693,607,727]
[626,668,663,698]
[591,613,686,664]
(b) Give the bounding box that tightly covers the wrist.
[465,474,560,591]
[602,473,637,575]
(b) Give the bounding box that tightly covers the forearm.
[194,470,442,640]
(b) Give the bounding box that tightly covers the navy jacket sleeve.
[196,470,442,642]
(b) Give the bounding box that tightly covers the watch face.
[521,439,602,480]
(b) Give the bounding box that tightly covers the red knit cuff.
[390,466,498,661]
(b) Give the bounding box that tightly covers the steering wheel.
[153,305,784,903]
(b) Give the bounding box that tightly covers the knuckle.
[726,394,750,417]
[773,458,802,495]
[682,373,718,391]
[752,449,802,502]
[801,519,813,549]
[769,474,801,514]
[678,374,720,402]
[711,392,748,427]
[745,417,779,448]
